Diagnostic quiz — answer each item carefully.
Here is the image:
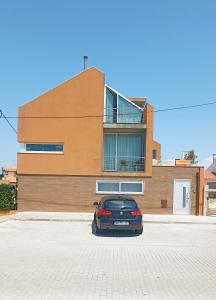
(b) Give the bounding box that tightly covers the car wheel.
[135,227,143,235]
[94,220,101,235]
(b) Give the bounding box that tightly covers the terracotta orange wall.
[144,104,154,177]
[197,167,205,215]
[18,67,154,177]
[18,68,105,176]
[153,141,161,161]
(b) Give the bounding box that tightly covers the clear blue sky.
[0,0,215,167]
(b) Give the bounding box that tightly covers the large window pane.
[118,96,142,123]
[104,134,144,172]
[97,182,119,192]
[104,135,116,170]
[117,135,144,171]
[121,182,143,193]
[105,88,117,123]
[105,87,143,124]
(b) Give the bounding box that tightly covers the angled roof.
[207,154,216,172]
[205,171,216,181]
[19,67,104,108]
[207,164,216,173]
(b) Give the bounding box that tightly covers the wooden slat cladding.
[18,166,202,214]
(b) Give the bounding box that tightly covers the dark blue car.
[93,196,143,235]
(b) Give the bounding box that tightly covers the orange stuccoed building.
[17,67,204,214]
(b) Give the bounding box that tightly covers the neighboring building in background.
[207,154,216,173]
[159,159,193,166]
[0,168,17,185]
[205,154,216,216]
[17,67,204,215]
[175,159,192,166]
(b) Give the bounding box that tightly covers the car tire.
[94,220,101,235]
[135,227,143,235]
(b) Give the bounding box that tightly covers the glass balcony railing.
[105,107,144,124]
[104,156,145,172]
[105,87,144,124]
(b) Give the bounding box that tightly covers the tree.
[0,184,16,210]
[184,150,198,164]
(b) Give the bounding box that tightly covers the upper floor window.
[23,143,64,153]
[104,133,145,172]
[105,86,143,124]
[152,149,157,160]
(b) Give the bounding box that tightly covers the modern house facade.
[17,67,204,214]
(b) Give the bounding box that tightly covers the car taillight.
[130,210,142,216]
[98,209,112,216]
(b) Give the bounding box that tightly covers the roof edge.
[18,67,104,109]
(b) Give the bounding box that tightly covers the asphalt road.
[0,220,216,300]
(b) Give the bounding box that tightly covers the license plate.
[114,221,129,226]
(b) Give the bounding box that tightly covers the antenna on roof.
[83,56,88,71]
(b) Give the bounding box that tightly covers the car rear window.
[104,200,137,210]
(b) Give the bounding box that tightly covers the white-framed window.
[96,180,144,195]
[20,143,64,154]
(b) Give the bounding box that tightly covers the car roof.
[100,195,135,202]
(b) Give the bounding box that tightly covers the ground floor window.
[96,180,144,195]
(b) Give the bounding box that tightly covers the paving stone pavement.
[0,220,216,300]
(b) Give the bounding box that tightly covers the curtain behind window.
[117,134,143,170]
[118,96,142,123]
[104,134,144,171]
[104,134,116,170]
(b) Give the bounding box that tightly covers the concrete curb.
[1,212,216,225]
[4,218,216,225]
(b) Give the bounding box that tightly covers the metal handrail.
[104,156,145,172]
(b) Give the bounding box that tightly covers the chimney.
[83,56,88,71]
[213,154,216,165]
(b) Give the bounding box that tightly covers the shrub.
[0,184,16,210]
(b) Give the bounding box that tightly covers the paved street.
[0,220,216,300]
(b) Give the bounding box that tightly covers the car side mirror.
[93,201,99,206]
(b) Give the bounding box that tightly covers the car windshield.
[104,200,137,210]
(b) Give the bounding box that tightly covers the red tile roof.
[205,171,216,180]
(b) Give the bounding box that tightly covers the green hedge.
[0,184,16,210]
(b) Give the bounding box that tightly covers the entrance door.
[173,179,191,215]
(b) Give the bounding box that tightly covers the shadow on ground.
[91,221,140,238]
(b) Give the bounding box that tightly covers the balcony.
[104,86,145,129]
[104,156,145,172]
[103,123,146,130]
